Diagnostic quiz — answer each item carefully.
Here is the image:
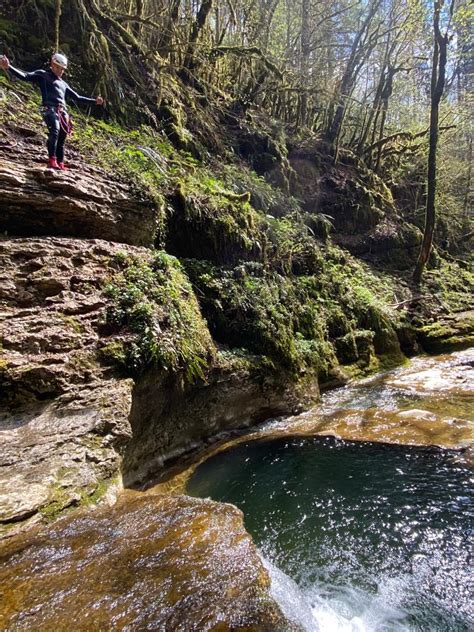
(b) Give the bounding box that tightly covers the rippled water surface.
[187,437,473,631]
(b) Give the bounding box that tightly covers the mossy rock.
[396,324,420,356]
[102,251,215,379]
[166,184,265,266]
[185,260,336,379]
[417,312,474,353]
[354,329,376,365]
[335,332,358,364]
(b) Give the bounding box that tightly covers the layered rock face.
[0,127,157,531]
[0,237,137,533]
[0,144,315,533]
[0,234,312,531]
[0,131,156,246]
[0,137,305,628]
[124,364,318,486]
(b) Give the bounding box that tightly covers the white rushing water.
[264,555,416,631]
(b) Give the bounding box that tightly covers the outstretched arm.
[0,55,42,83]
[65,84,104,106]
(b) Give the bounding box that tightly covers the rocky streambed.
[1,349,472,631]
[149,348,474,496]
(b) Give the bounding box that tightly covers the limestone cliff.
[0,138,315,534]
[0,82,472,538]
[0,129,156,245]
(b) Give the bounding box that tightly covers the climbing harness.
[41,105,73,136]
[58,107,73,136]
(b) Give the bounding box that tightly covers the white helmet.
[51,53,68,69]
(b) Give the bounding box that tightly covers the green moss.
[158,99,195,153]
[185,260,336,379]
[418,314,474,352]
[38,475,119,524]
[79,476,118,507]
[216,348,274,374]
[99,341,127,365]
[266,216,324,274]
[58,314,85,334]
[0,18,21,46]
[103,251,215,379]
[39,486,72,522]
[68,352,99,373]
[221,164,300,216]
[167,170,268,264]
[421,261,474,313]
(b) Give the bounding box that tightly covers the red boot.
[58,162,67,171]
[47,157,59,169]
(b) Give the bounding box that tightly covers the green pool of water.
[187,437,473,631]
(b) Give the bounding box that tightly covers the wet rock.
[0,493,298,631]
[123,361,319,487]
[0,382,132,532]
[251,349,474,450]
[0,143,157,246]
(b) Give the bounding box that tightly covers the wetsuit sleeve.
[65,84,96,105]
[8,66,43,83]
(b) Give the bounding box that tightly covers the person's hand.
[0,55,10,71]
[96,95,104,106]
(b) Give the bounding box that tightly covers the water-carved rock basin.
[1,350,472,631]
[187,436,473,631]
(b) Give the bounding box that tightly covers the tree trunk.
[184,0,214,71]
[299,0,310,126]
[54,0,62,51]
[413,0,453,283]
[324,0,381,153]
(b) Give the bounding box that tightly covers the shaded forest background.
[0,0,472,256]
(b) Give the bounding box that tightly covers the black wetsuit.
[9,65,95,163]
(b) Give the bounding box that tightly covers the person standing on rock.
[0,53,104,170]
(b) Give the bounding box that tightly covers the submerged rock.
[385,348,474,395]
[0,493,298,631]
[266,349,474,450]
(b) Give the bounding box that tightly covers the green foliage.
[186,259,337,378]
[0,18,21,47]
[184,239,408,380]
[419,260,474,314]
[2,73,471,391]
[103,252,214,380]
[266,215,324,274]
[221,164,300,216]
[169,172,266,262]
